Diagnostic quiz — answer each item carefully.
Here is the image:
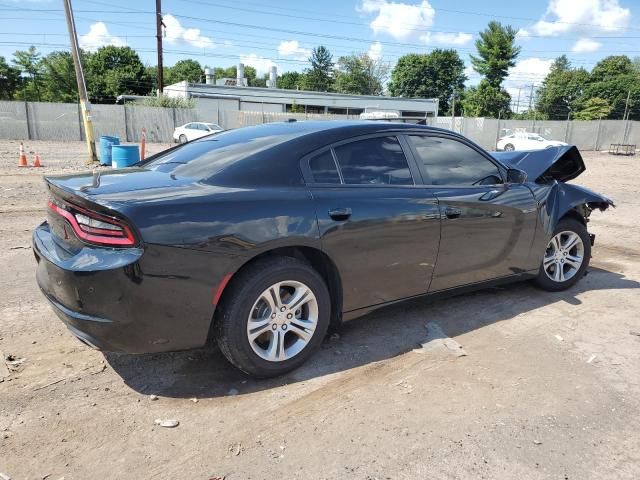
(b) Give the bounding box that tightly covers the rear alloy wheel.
[179,134,187,144]
[504,143,515,151]
[215,256,330,377]
[534,218,591,291]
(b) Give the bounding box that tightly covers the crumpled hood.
[492,145,585,183]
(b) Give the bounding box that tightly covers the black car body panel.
[33,121,613,354]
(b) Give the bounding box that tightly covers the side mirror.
[506,168,527,184]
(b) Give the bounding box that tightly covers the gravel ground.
[0,140,639,479]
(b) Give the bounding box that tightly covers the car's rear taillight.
[48,199,136,247]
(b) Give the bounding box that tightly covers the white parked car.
[173,122,223,143]
[497,132,567,151]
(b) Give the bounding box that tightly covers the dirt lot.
[1,140,639,480]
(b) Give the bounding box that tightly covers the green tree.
[0,56,20,100]
[470,21,521,88]
[86,46,148,102]
[40,51,80,103]
[536,56,590,119]
[334,53,388,96]
[278,71,303,90]
[388,49,466,113]
[165,59,203,85]
[461,80,511,117]
[583,55,640,119]
[301,46,334,91]
[12,46,43,101]
[574,97,612,120]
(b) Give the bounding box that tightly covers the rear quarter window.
[144,129,303,186]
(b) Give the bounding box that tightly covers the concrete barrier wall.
[0,100,637,150]
[0,101,195,143]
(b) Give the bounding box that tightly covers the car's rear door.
[405,134,539,292]
[303,134,441,312]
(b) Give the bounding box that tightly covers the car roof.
[193,120,458,155]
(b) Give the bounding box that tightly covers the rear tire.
[215,256,331,378]
[179,134,187,144]
[533,218,591,292]
[504,143,515,151]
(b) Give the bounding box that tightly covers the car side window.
[185,123,196,129]
[408,135,502,186]
[309,150,341,184]
[333,136,413,185]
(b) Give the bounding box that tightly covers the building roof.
[164,81,439,112]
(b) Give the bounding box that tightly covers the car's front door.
[304,135,441,312]
[405,134,539,292]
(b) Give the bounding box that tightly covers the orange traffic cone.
[33,152,42,167]
[18,142,28,167]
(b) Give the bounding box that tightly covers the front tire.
[504,143,515,151]
[179,134,187,144]
[534,218,591,291]
[215,256,331,378]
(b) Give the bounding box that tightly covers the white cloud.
[516,28,531,39]
[163,14,214,49]
[79,23,126,52]
[240,53,277,76]
[530,0,630,36]
[277,40,311,60]
[358,1,471,46]
[420,32,473,46]
[572,37,602,52]
[367,41,383,60]
[359,0,435,41]
[507,57,554,86]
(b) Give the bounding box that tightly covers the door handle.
[444,207,462,219]
[479,189,503,201]
[328,207,352,221]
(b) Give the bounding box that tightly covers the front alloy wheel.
[534,218,591,291]
[543,231,584,283]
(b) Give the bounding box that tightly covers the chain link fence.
[0,100,637,151]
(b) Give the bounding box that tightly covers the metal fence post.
[123,104,129,142]
[564,120,571,143]
[595,118,602,151]
[25,100,32,140]
[77,102,84,141]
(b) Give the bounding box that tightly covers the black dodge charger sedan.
[34,121,613,377]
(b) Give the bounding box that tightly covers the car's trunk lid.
[492,145,586,183]
[43,168,189,253]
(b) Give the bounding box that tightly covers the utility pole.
[515,88,521,114]
[156,0,164,94]
[62,0,97,163]
[450,92,456,133]
[528,84,535,112]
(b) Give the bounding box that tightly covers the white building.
[164,66,438,128]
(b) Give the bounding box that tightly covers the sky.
[0,0,639,110]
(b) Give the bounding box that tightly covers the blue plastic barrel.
[111,145,140,168]
[99,135,120,166]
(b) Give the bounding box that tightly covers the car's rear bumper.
[33,221,223,354]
